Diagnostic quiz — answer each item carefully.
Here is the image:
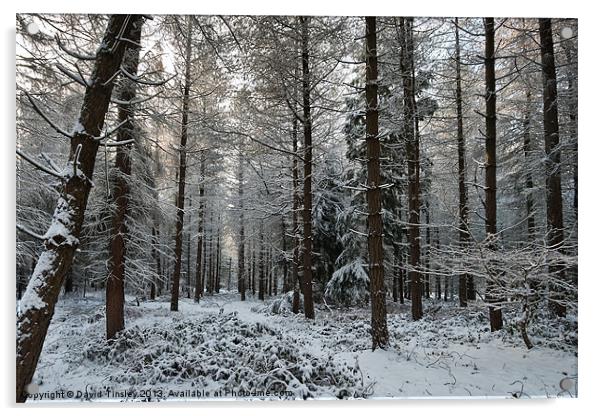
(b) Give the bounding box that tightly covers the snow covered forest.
[15,14,578,402]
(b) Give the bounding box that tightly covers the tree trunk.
[291,97,301,314]
[64,269,73,294]
[400,17,422,321]
[455,18,470,306]
[202,221,208,294]
[106,18,142,339]
[237,151,246,301]
[435,230,441,300]
[399,254,405,304]
[251,244,256,296]
[562,37,578,288]
[270,249,274,296]
[444,275,449,302]
[186,197,192,298]
[392,245,399,303]
[170,16,193,312]
[299,16,316,319]
[16,15,143,402]
[207,209,214,294]
[399,227,406,304]
[281,216,288,293]
[270,248,278,296]
[564,44,577,222]
[365,16,389,349]
[267,246,272,297]
[523,90,535,240]
[215,229,221,293]
[270,247,276,296]
[194,164,205,302]
[424,202,431,299]
[484,17,503,331]
[150,226,160,300]
[228,258,232,291]
[539,18,566,317]
[258,221,265,301]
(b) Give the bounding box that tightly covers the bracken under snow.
[29,290,577,401]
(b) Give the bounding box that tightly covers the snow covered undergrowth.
[31,291,577,401]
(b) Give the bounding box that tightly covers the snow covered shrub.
[268,293,293,315]
[325,259,369,307]
[266,291,304,315]
[82,311,367,399]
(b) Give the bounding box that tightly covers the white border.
[2,1,598,415]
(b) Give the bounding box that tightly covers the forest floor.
[29,290,578,402]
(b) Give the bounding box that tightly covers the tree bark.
[64,269,73,293]
[365,16,389,349]
[237,151,246,301]
[444,274,449,302]
[399,227,406,304]
[202,221,208,294]
[106,19,142,339]
[291,109,301,313]
[539,18,566,317]
[215,227,221,293]
[258,221,265,301]
[435,230,441,299]
[424,201,431,299]
[564,43,577,221]
[400,17,422,321]
[523,90,535,240]
[455,18,469,306]
[392,245,399,303]
[207,209,214,294]
[399,255,405,304]
[251,244,256,296]
[562,36,578,288]
[299,16,315,319]
[267,246,272,296]
[484,17,503,331]
[150,226,161,300]
[186,197,192,298]
[228,258,232,291]
[16,15,143,402]
[194,161,205,302]
[281,216,288,293]
[170,16,193,311]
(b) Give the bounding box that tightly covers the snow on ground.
[29,290,577,402]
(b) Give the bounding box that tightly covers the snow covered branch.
[55,35,96,60]
[56,63,90,87]
[120,66,176,86]
[16,149,63,179]
[16,223,45,241]
[23,92,74,139]
[94,118,131,142]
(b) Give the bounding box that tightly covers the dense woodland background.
[15,15,578,401]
